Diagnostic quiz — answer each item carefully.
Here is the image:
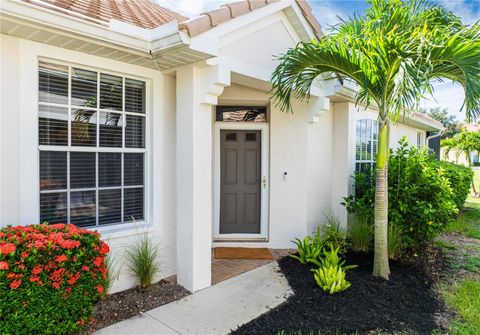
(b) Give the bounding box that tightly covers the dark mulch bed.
[89,279,189,332]
[232,248,451,335]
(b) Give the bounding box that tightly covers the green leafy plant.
[126,234,160,288]
[310,246,357,294]
[0,223,109,334]
[312,265,351,294]
[310,245,358,270]
[349,216,374,253]
[320,213,349,254]
[290,236,323,265]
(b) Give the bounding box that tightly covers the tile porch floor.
[211,249,294,284]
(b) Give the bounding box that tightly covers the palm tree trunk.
[373,118,390,279]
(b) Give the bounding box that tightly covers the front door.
[220,130,261,234]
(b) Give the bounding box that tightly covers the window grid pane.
[39,62,146,227]
[355,119,379,173]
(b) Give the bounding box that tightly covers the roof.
[20,0,322,37]
[21,0,188,29]
[179,0,322,37]
[411,111,445,131]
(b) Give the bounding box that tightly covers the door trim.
[213,122,269,241]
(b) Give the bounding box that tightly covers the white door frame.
[213,122,270,241]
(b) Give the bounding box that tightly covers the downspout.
[426,131,442,145]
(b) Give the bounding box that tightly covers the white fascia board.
[331,82,444,131]
[190,1,293,41]
[1,0,190,57]
[108,19,178,41]
[286,1,319,40]
[2,0,148,51]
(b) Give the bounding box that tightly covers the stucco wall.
[0,35,21,225]
[0,35,177,293]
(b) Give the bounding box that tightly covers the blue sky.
[157,0,480,122]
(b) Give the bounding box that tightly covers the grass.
[433,239,456,250]
[439,196,480,335]
[443,280,480,335]
[444,198,480,239]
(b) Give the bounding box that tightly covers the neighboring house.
[441,123,480,165]
[0,0,443,293]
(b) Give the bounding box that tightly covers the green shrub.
[434,161,473,209]
[348,216,373,253]
[126,234,160,288]
[344,138,462,246]
[290,236,324,265]
[0,223,109,334]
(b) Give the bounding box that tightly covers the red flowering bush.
[0,223,109,334]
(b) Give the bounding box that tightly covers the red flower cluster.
[1,223,109,333]
[0,223,109,297]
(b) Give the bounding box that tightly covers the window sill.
[93,221,153,240]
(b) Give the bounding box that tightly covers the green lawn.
[444,198,480,239]
[438,197,480,335]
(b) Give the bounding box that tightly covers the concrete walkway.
[95,261,293,335]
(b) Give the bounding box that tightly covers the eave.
[326,79,445,132]
[0,0,214,70]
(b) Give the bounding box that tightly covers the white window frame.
[37,59,150,231]
[355,118,379,172]
[417,131,424,149]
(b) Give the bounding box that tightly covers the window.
[417,132,424,149]
[38,61,146,227]
[355,119,378,172]
[216,106,267,122]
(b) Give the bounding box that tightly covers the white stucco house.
[0,0,443,293]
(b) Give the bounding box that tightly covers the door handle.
[262,176,267,188]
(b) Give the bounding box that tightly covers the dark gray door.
[220,130,261,234]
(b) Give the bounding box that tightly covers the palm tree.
[270,0,480,279]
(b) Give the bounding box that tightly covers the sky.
[157,0,480,122]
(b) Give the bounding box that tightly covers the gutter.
[1,0,215,61]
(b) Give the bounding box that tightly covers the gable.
[219,19,298,72]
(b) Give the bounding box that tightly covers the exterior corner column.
[175,64,230,292]
[330,102,355,229]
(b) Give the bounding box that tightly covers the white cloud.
[310,3,347,31]
[420,81,467,121]
[436,0,479,25]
